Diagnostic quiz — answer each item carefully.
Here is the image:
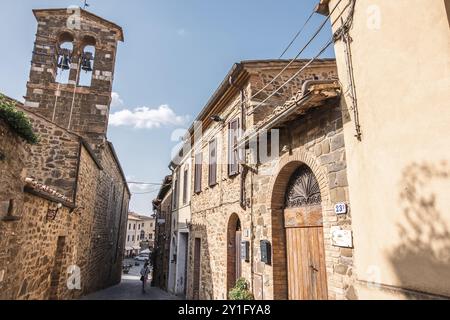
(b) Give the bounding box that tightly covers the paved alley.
[82,259,180,300]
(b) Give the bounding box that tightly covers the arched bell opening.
[56,32,75,84]
[78,35,96,87]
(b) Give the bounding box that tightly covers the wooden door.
[284,165,328,300]
[286,226,328,300]
[235,231,242,281]
[183,234,189,296]
[193,238,201,300]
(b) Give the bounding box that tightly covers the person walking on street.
[140,261,151,294]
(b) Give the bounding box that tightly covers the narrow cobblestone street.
[82,260,180,300]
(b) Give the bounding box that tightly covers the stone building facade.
[125,213,156,257]
[173,59,356,300]
[152,176,173,291]
[167,150,192,297]
[0,7,130,300]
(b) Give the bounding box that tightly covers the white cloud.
[177,28,187,36]
[111,92,124,108]
[109,105,189,129]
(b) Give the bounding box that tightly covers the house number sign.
[334,202,348,215]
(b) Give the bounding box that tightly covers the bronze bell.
[58,54,71,70]
[81,55,93,72]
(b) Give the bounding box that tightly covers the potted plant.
[228,278,254,300]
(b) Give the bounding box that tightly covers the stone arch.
[269,148,330,210]
[78,35,97,87]
[56,31,75,84]
[226,213,242,295]
[268,148,330,300]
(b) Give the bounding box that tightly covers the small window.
[149,234,153,240]
[209,139,217,187]
[133,224,136,230]
[132,235,135,241]
[228,118,240,176]
[127,235,130,242]
[128,223,131,230]
[194,152,202,193]
[138,224,140,230]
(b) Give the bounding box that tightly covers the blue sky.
[0,0,334,215]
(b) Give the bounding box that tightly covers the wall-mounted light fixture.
[211,115,225,123]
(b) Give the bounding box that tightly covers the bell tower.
[24,7,124,151]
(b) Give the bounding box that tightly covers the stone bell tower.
[24,7,124,151]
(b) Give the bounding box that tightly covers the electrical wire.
[189,0,343,151]
[189,3,340,148]
[278,8,316,59]
[250,0,344,103]
[249,0,352,116]
[127,181,167,186]
[183,1,351,160]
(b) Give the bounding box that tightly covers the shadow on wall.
[445,0,450,29]
[389,161,450,299]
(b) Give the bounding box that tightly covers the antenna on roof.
[83,0,90,10]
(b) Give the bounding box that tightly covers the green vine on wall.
[0,94,39,144]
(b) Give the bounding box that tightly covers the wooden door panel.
[235,231,242,281]
[193,238,201,300]
[315,228,328,299]
[286,227,328,300]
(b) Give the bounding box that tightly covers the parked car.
[134,253,149,262]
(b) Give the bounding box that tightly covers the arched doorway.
[283,164,328,300]
[227,214,242,294]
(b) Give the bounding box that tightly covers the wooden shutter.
[209,139,217,186]
[183,168,188,205]
[194,153,202,193]
[228,118,240,176]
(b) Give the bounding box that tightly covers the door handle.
[310,265,319,272]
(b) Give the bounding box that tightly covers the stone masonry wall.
[22,107,80,198]
[154,191,173,290]
[252,103,356,300]
[84,144,130,293]
[187,60,355,300]
[0,119,26,220]
[0,139,96,299]
[0,120,27,297]
[0,103,129,299]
